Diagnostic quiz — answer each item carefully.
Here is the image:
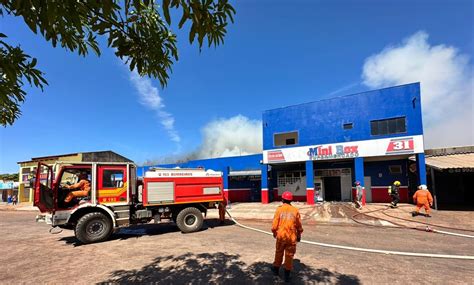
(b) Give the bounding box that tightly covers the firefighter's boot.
[284,270,291,282]
[271,266,280,276]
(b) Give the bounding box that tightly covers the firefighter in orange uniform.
[64,173,91,203]
[218,198,227,224]
[412,184,433,217]
[271,191,303,282]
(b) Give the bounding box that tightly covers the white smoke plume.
[129,71,180,143]
[143,115,262,165]
[362,31,473,148]
[197,114,262,158]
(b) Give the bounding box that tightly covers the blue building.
[144,83,427,204]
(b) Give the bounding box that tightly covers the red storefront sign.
[267,150,285,162]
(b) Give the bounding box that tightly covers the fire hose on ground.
[380,206,474,233]
[225,209,474,261]
[348,204,474,239]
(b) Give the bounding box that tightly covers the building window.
[343,123,353,130]
[274,131,298,147]
[389,165,402,174]
[277,171,305,187]
[102,169,124,188]
[21,168,31,182]
[371,117,406,136]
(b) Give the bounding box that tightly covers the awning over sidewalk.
[228,170,261,176]
[416,153,474,170]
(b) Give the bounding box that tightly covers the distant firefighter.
[271,191,303,282]
[218,198,227,224]
[354,181,363,209]
[412,185,433,217]
[388,181,401,208]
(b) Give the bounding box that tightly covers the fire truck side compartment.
[203,187,220,194]
[147,181,175,204]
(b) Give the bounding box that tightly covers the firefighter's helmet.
[393,181,401,186]
[282,191,293,201]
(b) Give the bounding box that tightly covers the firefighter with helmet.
[388,181,401,208]
[271,191,304,282]
[412,184,433,217]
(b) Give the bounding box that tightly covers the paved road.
[1,211,473,284]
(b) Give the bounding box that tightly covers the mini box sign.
[263,135,424,164]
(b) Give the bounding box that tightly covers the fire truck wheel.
[176,207,203,233]
[75,212,113,244]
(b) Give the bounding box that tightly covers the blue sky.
[1,0,473,173]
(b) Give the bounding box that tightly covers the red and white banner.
[263,135,423,163]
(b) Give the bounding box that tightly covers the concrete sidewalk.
[208,201,356,223]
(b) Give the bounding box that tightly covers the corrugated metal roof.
[425,146,474,156]
[423,153,474,170]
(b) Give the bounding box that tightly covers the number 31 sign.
[386,138,415,154]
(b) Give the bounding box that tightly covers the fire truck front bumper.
[36,214,53,225]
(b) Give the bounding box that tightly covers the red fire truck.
[34,161,224,244]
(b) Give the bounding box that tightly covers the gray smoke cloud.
[362,31,473,148]
[196,114,262,158]
[143,115,262,165]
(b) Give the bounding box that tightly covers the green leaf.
[189,23,196,43]
[178,12,188,28]
[163,0,171,25]
[23,18,38,34]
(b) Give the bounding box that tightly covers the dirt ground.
[1,211,473,284]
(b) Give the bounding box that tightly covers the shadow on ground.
[58,219,234,247]
[99,252,360,284]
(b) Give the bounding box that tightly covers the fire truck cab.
[34,161,224,244]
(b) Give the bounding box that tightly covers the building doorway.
[314,168,351,202]
[323,176,341,201]
[364,176,372,203]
